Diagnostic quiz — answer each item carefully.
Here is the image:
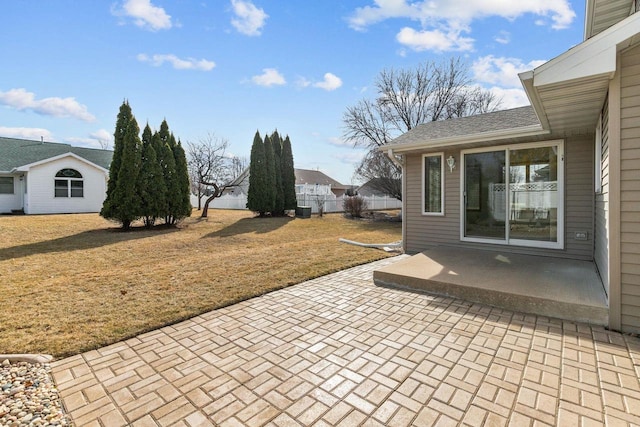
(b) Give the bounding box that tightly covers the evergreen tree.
[101,101,130,224]
[263,134,276,214]
[101,109,142,230]
[172,137,192,222]
[156,120,178,224]
[271,130,285,216]
[137,123,165,228]
[246,131,270,216]
[281,135,297,210]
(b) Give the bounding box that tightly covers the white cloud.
[313,73,343,91]
[65,130,113,149]
[0,127,53,141]
[332,150,366,165]
[348,0,575,30]
[472,55,546,88]
[252,68,285,87]
[327,137,351,147]
[295,77,311,88]
[488,87,531,109]
[494,30,510,44]
[396,27,474,52]
[231,0,268,36]
[348,0,575,52]
[137,53,216,71]
[113,0,173,31]
[0,88,95,122]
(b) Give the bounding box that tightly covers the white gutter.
[385,148,403,167]
[379,124,549,154]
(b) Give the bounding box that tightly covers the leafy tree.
[281,135,297,210]
[246,131,270,216]
[101,103,142,230]
[342,57,500,200]
[172,137,192,222]
[263,133,276,214]
[271,131,285,216]
[137,124,165,228]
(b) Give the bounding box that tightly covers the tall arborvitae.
[246,131,270,216]
[156,120,178,224]
[172,137,192,222]
[281,135,297,210]
[103,113,142,230]
[271,130,285,216]
[137,123,165,228]
[263,134,276,214]
[101,101,131,224]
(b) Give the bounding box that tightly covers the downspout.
[386,148,406,253]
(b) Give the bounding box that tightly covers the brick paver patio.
[52,256,640,426]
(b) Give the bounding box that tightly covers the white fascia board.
[533,11,640,86]
[14,152,109,174]
[380,125,548,154]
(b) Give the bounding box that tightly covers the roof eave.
[381,124,549,154]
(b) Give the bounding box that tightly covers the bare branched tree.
[343,57,501,200]
[186,134,245,218]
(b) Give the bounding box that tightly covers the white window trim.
[422,152,445,216]
[0,176,14,195]
[595,115,603,194]
[459,140,565,250]
[54,169,84,198]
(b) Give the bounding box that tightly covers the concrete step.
[373,248,608,325]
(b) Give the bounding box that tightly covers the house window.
[54,169,83,198]
[422,153,444,215]
[461,140,564,250]
[0,177,14,194]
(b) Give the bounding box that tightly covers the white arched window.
[55,169,83,198]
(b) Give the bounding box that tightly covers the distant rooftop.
[0,136,113,172]
[295,168,343,188]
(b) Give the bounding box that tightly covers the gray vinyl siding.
[595,97,610,297]
[620,44,640,331]
[404,136,594,260]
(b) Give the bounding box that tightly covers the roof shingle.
[0,137,113,172]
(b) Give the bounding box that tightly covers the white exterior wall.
[0,174,23,213]
[25,157,107,214]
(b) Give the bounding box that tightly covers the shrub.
[343,195,368,218]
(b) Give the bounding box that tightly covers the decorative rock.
[0,360,71,426]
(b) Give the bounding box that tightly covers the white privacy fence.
[191,193,402,213]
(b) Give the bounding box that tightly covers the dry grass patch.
[0,209,401,358]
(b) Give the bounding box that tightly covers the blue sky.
[1,0,585,184]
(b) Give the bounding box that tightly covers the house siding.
[404,136,594,260]
[595,96,610,297]
[620,44,640,331]
[26,157,107,214]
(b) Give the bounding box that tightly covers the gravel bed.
[0,359,71,426]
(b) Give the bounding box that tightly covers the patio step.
[373,247,609,325]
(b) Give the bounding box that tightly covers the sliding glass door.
[462,141,563,249]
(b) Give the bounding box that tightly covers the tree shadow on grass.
[0,226,179,261]
[204,216,294,238]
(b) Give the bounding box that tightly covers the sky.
[0,0,586,185]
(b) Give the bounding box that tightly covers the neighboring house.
[224,167,347,197]
[294,168,348,197]
[356,178,401,198]
[382,0,640,333]
[0,137,112,214]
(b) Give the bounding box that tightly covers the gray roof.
[388,106,541,147]
[295,168,343,188]
[0,137,113,172]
